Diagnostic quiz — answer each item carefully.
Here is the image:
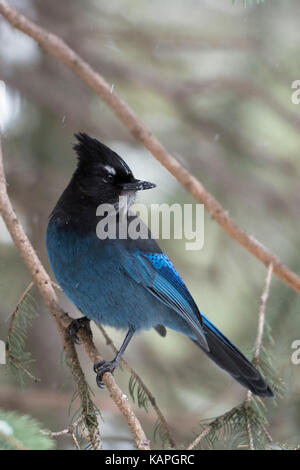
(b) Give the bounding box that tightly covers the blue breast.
[46,219,173,331]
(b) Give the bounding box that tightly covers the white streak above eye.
[104,165,116,175]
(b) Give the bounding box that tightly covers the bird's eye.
[103,173,114,183]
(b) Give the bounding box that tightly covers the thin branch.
[97,324,177,448]
[186,427,211,450]
[244,264,273,450]
[187,405,240,450]
[63,331,102,450]
[245,392,254,450]
[253,263,273,367]
[260,423,273,445]
[8,354,41,383]
[1,0,299,295]
[42,416,83,450]
[0,134,149,450]
[69,426,81,450]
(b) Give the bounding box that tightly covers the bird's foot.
[93,360,117,388]
[68,316,92,345]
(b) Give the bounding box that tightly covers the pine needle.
[6,283,40,383]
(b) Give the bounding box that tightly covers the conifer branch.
[97,324,176,448]
[7,281,34,340]
[6,281,40,382]
[187,405,241,450]
[42,416,83,450]
[8,355,40,383]
[187,266,275,450]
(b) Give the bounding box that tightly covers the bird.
[46,133,273,397]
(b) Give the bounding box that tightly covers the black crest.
[73,133,132,176]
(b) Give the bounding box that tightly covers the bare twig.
[97,324,176,448]
[0,134,149,450]
[187,426,211,450]
[260,423,273,445]
[253,264,273,367]
[0,0,299,295]
[244,264,274,450]
[42,415,83,450]
[245,392,254,450]
[8,354,41,383]
[69,426,81,450]
[79,26,260,51]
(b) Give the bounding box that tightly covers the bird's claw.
[68,317,92,345]
[94,360,117,388]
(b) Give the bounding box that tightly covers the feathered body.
[46,133,273,397]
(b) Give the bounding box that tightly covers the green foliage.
[254,346,284,400]
[128,374,149,412]
[6,285,40,383]
[191,399,269,450]
[128,374,173,449]
[0,410,55,450]
[153,419,169,449]
[191,340,283,450]
[68,384,102,450]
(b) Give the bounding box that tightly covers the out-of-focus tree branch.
[75,53,300,135]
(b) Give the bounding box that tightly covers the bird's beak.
[120,179,156,191]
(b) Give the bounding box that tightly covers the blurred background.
[0,0,299,449]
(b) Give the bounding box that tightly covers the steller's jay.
[46,133,273,397]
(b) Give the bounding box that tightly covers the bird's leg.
[154,324,167,337]
[68,316,92,345]
[94,326,135,388]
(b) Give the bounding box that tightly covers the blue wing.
[123,251,209,351]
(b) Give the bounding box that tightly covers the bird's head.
[71,133,156,207]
